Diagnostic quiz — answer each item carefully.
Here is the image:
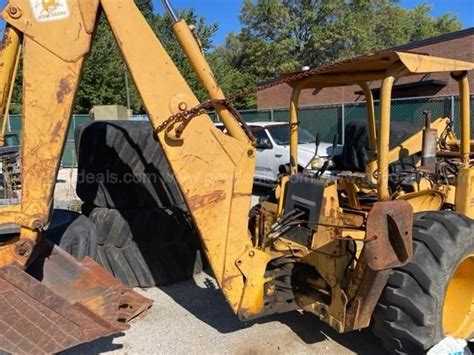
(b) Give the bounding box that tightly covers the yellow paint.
[172,20,250,143]
[456,168,474,218]
[442,254,474,338]
[289,86,301,174]
[366,117,451,185]
[396,190,445,212]
[0,0,473,341]
[456,75,471,168]
[277,175,289,215]
[359,82,377,159]
[377,76,395,200]
[0,0,260,316]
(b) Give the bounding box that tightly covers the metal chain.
[155,62,323,139]
[155,98,256,141]
[155,99,217,136]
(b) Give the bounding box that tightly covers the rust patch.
[365,200,413,271]
[0,243,152,353]
[188,190,226,210]
[56,77,73,103]
[51,121,63,139]
[0,33,12,51]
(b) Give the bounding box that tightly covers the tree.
[10,0,155,114]
[74,17,141,113]
[75,0,154,113]
[134,0,154,20]
[75,4,219,113]
[219,0,463,108]
[10,1,221,114]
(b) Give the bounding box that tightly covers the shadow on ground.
[158,272,387,355]
[64,271,386,354]
[61,333,125,355]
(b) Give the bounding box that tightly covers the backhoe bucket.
[0,244,152,354]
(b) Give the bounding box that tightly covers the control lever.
[303,133,321,171]
[316,134,338,178]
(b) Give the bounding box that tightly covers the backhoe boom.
[0,0,263,352]
[0,0,259,319]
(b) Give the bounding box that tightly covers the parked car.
[215,122,342,185]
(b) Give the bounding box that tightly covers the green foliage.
[9,58,22,115]
[219,0,463,108]
[74,1,219,113]
[134,0,154,19]
[74,16,142,113]
[7,0,464,114]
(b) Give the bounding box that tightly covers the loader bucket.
[0,243,152,354]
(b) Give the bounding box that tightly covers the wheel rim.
[442,254,474,338]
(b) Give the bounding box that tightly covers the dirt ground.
[64,271,386,355]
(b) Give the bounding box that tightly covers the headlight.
[310,157,334,170]
[310,157,325,170]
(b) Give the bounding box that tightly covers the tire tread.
[373,211,474,354]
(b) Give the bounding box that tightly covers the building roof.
[390,27,474,51]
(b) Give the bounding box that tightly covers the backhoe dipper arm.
[0,0,268,318]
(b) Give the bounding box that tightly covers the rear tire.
[372,211,474,354]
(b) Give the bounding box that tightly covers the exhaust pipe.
[422,111,437,171]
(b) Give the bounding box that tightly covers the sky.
[155,0,474,44]
[0,0,472,44]
[154,0,243,44]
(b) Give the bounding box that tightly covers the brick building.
[257,28,474,109]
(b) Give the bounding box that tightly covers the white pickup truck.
[216,122,342,185]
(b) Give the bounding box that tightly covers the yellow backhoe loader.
[0,0,472,353]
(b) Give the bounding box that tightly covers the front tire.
[372,211,474,354]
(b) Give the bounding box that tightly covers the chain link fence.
[6,94,473,167]
[7,114,91,168]
[216,94,474,144]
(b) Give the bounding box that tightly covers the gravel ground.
[54,171,386,354]
[65,271,386,355]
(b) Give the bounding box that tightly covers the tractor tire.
[88,206,203,287]
[45,210,98,260]
[75,121,185,210]
[372,211,474,354]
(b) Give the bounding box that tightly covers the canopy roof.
[283,51,474,89]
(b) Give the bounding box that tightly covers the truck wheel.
[89,207,203,288]
[372,211,474,354]
[45,211,98,260]
[75,121,186,210]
